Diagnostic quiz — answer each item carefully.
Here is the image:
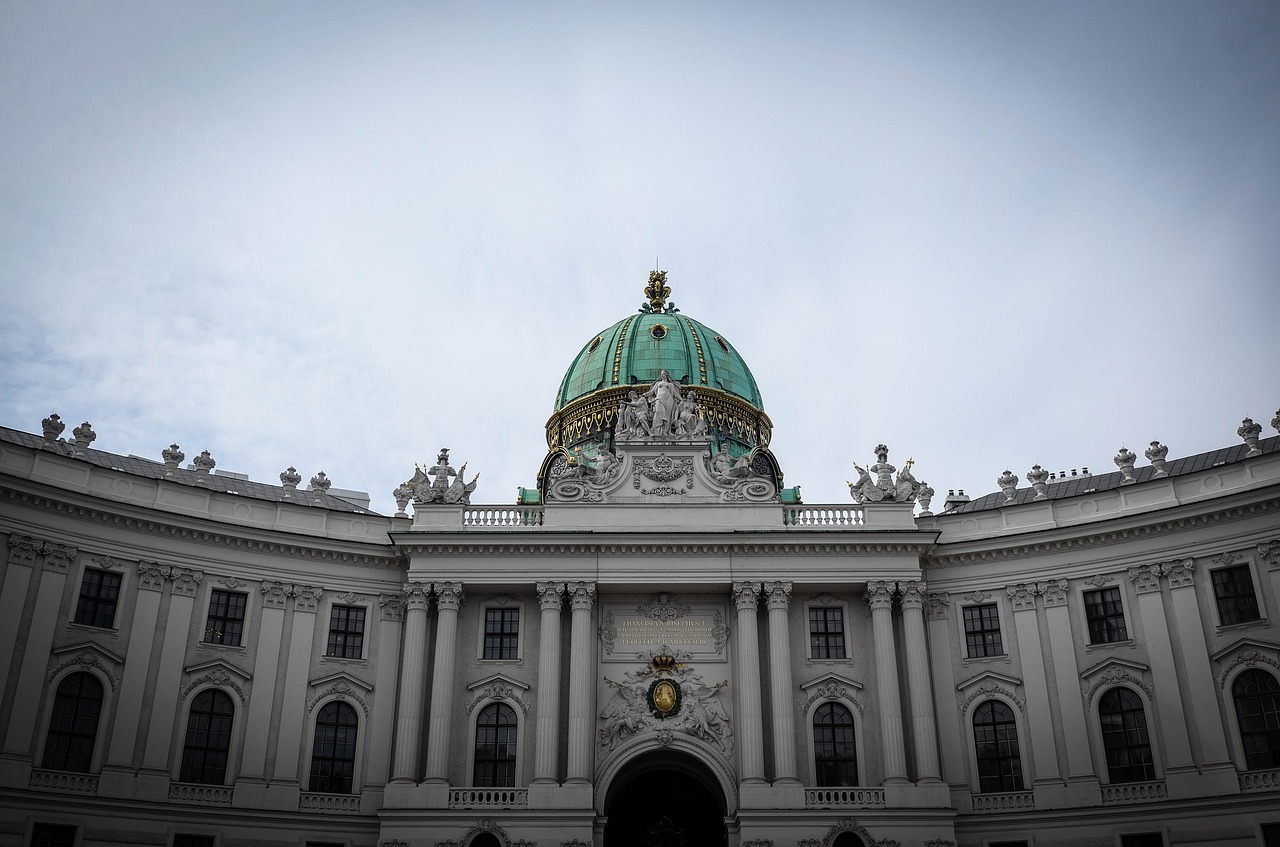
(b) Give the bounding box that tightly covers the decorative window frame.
[799,673,867,787]
[1212,638,1280,771]
[300,678,370,795]
[36,661,118,774]
[167,828,223,847]
[173,660,252,784]
[464,674,530,787]
[1080,659,1163,784]
[24,820,83,847]
[1207,551,1268,630]
[68,554,127,632]
[197,581,253,651]
[475,595,525,663]
[804,593,852,664]
[1078,576,1133,649]
[321,592,370,663]
[957,591,1009,662]
[955,670,1029,793]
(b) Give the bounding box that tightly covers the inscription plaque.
[598,594,729,663]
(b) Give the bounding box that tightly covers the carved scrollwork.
[306,680,371,718]
[181,669,248,706]
[1083,666,1153,707]
[959,680,1025,717]
[466,681,531,717]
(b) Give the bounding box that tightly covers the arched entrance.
[602,750,728,847]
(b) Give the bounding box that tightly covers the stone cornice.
[1,483,402,568]
[390,536,934,557]
[927,494,1280,566]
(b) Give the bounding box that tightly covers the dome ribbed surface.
[555,311,763,411]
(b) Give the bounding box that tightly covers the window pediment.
[956,670,1024,717]
[1211,638,1280,690]
[1080,657,1151,706]
[48,642,124,691]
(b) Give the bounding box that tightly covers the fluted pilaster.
[866,580,907,783]
[733,581,765,783]
[764,581,798,783]
[566,582,597,783]
[534,581,566,783]
[424,581,464,782]
[392,582,432,782]
[899,580,940,782]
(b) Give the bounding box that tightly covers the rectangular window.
[74,568,122,628]
[808,607,846,659]
[1263,822,1280,847]
[203,590,247,646]
[1084,586,1128,644]
[30,825,77,847]
[1119,835,1164,847]
[483,608,519,660]
[173,836,216,847]
[1212,565,1261,626]
[326,606,366,659]
[963,603,1003,658]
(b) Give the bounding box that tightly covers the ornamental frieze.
[599,649,732,754]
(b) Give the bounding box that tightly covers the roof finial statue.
[642,269,672,313]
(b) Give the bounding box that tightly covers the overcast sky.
[2,1,1278,515]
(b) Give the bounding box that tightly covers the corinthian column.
[764,581,798,783]
[899,580,941,782]
[733,581,766,783]
[533,581,566,784]
[424,582,464,783]
[866,580,907,783]
[565,582,597,783]
[392,582,432,782]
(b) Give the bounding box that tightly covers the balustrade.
[168,783,233,804]
[448,787,529,808]
[803,787,885,808]
[298,792,361,812]
[1101,781,1168,804]
[971,791,1035,812]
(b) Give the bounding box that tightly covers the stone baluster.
[533,581,566,784]
[764,581,798,784]
[424,582,464,783]
[733,581,766,783]
[865,580,907,783]
[392,582,432,782]
[899,580,941,782]
[565,582,597,783]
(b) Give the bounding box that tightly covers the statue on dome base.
[401,447,479,506]
[848,445,922,504]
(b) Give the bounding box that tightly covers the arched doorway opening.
[602,750,728,847]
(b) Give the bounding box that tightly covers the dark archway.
[602,750,727,847]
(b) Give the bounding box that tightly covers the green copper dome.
[555,311,764,411]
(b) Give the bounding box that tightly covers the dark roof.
[0,426,382,516]
[943,434,1280,515]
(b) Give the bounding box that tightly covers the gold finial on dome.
[644,269,671,312]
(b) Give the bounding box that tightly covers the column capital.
[170,567,204,597]
[864,579,896,611]
[42,542,78,573]
[261,580,289,608]
[732,581,762,611]
[1040,578,1070,607]
[1162,558,1196,589]
[568,581,596,610]
[1127,564,1164,594]
[1005,582,1040,611]
[433,581,465,612]
[924,591,951,620]
[138,561,169,592]
[402,581,432,610]
[7,535,43,567]
[763,580,792,610]
[289,584,324,613]
[1259,540,1280,571]
[898,580,927,610]
[379,593,405,621]
[537,581,566,610]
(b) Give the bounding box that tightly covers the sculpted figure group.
[848,444,922,504]
[400,447,479,506]
[616,370,709,439]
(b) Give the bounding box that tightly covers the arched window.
[179,689,234,784]
[832,835,867,847]
[813,702,858,786]
[42,672,104,772]
[972,699,1024,792]
[1233,668,1280,770]
[473,702,518,787]
[309,701,358,793]
[1099,687,1156,783]
[470,836,502,847]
